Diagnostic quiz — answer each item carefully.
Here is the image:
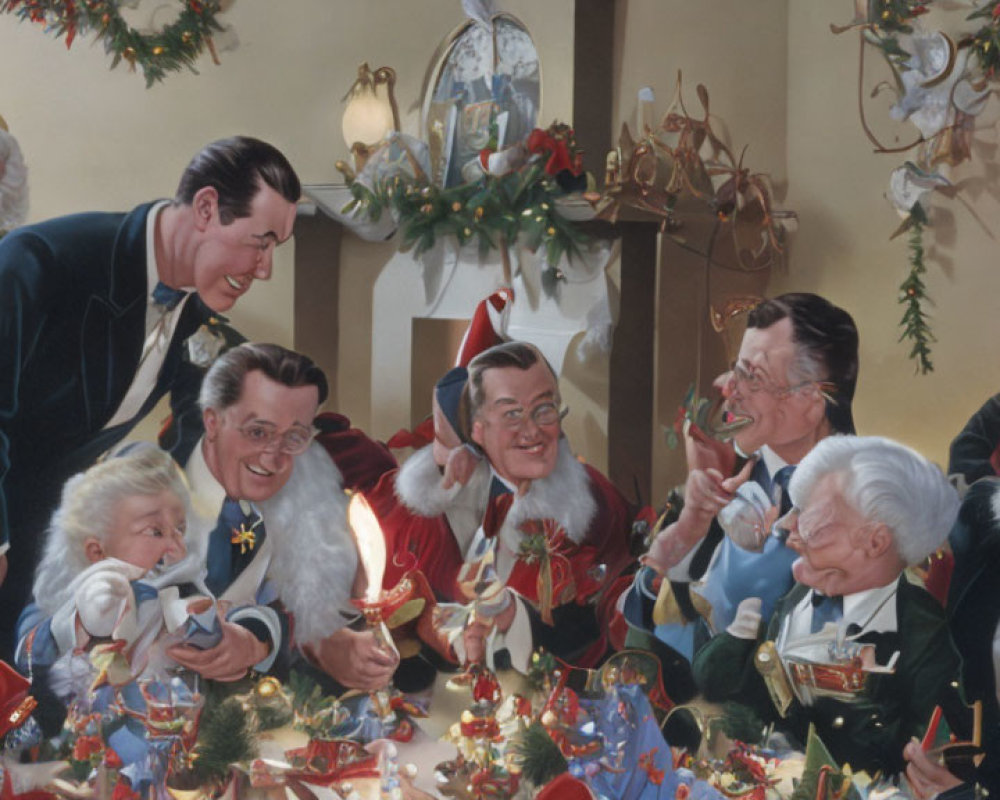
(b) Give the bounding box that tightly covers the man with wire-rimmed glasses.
[374,341,636,674]
[621,293,859,701]
[170,342,399,690]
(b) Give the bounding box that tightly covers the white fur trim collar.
[395,440,595,543]
[257,442,359,645]
[395,444,492,518]
[500,438,596,546]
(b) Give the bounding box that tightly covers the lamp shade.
[342,63,399,149]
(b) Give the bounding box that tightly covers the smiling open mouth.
[516,443,545,454]
[225,274,248,291]
[717,410,754,437]
[698,395,753,439]
[247,463,274,477]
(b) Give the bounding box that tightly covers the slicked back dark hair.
[747,292,859,434]
[175,136,301,224]
[199,343,328,412]
[460,341,559,438]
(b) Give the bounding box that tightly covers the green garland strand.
[0,0,224,87]
[348,160,590,274]
[898,204,935,374]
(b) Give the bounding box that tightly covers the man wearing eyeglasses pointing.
[373,341,635,674]
[623,293,860,693]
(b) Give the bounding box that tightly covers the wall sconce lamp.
[342,63,400,171]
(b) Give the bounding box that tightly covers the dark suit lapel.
[79,204,151,429]
[139,293,212,419]
[767,582,810,639]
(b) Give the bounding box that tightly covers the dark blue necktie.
[205,499,266,597]
[772,465,796,517]
[810,591,843,633]
[131,581,159,605]
[151,280,187,311]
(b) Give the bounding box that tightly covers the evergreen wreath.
[0,0,225,87]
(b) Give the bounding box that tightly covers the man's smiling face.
[719,317,827,463]
[471,361,561,485]
[190,182,297,313]
[202,370,319,502]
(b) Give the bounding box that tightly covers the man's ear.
[791,384,827,430]
[192,186,219,231]
[84,537,104,564]
[865,523,894,559]
[203,407,220,441]
[471,418,485,449]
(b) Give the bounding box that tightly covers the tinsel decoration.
[509,721,568,788]
[898,204,934,374]
[835,1,1000,372]
[191,696,258,785]
[0,0,225,87]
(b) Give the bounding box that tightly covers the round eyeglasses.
[496,402,569,430]
[235,421,317,455]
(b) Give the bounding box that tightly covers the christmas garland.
[835,0,1000,373]
[344,123,592,283]
[0,0,225,87]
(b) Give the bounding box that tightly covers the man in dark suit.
[0,135,301,660]
[693,435,960,776]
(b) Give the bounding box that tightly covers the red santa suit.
[368,438,634,671]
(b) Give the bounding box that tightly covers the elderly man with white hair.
[692,435,961,776]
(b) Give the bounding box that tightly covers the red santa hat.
[455,287,514,367]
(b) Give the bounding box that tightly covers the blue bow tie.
[810,591,844,633]
[151,280,187,311]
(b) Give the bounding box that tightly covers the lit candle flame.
[347,492,386,605]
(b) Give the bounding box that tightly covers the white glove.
[726,596,762,640]
[75,569,132,638]
[718,482,774,552]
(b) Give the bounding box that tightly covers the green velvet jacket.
[692,576,961,776]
